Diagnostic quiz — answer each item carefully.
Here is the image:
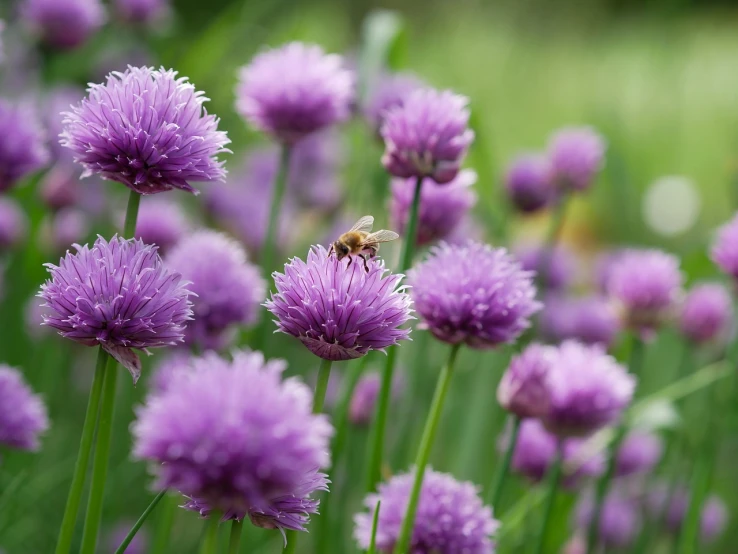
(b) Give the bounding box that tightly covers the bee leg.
[328,245,333,257]
[347,255,352,268]
[362,255,370,273]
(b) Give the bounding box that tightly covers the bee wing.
[350,215,374,233]
[362,230,399,244]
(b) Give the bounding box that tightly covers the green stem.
[365,176,424,494]
[227,520,243,554]
[114,490,166,554]
[313,358,334,414]
[586,335,644,554]
[487,414,521,508]
[283,536,297,554]
[392,343,461,554]
[199,516,220,554]
[80,355,118,554]
[537,194,568,290]
[54,348,109,554]
[151,493,178,554]
[260,144,291,276]
[123,191,142,238]
[367,500,382,554]
[532,444,563,554]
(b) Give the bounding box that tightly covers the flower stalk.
[487,414,521,508]
[227,520,244,554]
[532,443,563,554]
[313,358,334,414]
[393,343,461,554]
[113,490,166,554]
[199,516,220,554]
[366,175,424,493]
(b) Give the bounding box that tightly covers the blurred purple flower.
[354,467,498,553]
[61,66,230,195]
[606,249,682,337]
[381,88,474,184]
[409,241,540,348]
[497,343,555,419]
[236,42,354,144]
[107,521,148,554]
[615,430,663,477]
[39,208,90,254]
[504,153,554,213]
[0,99,49,192]
[542,341,635,437]
[349,370,404,426]
[0,365,49,451]
[712,212,738,281]
[576,488,640,548]
[679,282,733,344]
[39,235,194,382]
[25,297,50,340]
[20,0,106,50]
[547,127,606,192]
[503,419,604,487]
[390,169,477,247]
[114,0,169,24]
[593,250,625,294]
[646,485,727,544]
[40,165,79,212]
[514,243,577,293]
[364,72,424,134]
[43,86,84,162]
[148,350,192,395]
[539,295,620,348]
[0,197,28,250]
[266,245,412,361]
[132,349,333,535]
[167,230,265,350]
[134,197,189,254]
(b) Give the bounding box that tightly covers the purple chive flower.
[39,208,90,254]
[167,230,265,350]
[712,213,738,280]
[409,241,540,348]
[114,0,169,24]
[40,165,80,212]
[539,295,620,348]
[0,197,28,250]
[504,153,554,213]
[607,249,682,337]
[20,0,106,50]
[547,126,606,192]
[0,365,49,451]
[576,489,640,549]
[646,486,727,543]
[236,42,354,145]
[615,430,663,477]
[0,100,49,192]
[679,283,733,344]
[39,235,194,383]
[148,350,192,395]
[43,86,84,162]
[594,250,625,294]
[364,72,424,133]
[381,88,474,184]
[61,66,230,195]
[542,341,635,437]
[354,468,499,553]
[497,343,555,419]
[132,350,333,535]
[107,521,148,554]
[389,169,478,246]
[266,245,413,361]
[503,419,604,487]
[514,243,577,293]
[349,370,404,426]
[134,197,189,254]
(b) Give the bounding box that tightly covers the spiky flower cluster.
[132,350,333,535]
[381,88,474,184]
[236,42,354,144]
[61,66,230,195]
[167,230,265,350]
[354,468,498,553]
[497,343,555,419]
[0,100,49,192]
[409,241,540,348]
[0,365,49,451]
[266,245,413,361]
[38,236,193,382]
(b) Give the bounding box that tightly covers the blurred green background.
[2,0,738,552]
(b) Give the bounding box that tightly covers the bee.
[328,215,399,272]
